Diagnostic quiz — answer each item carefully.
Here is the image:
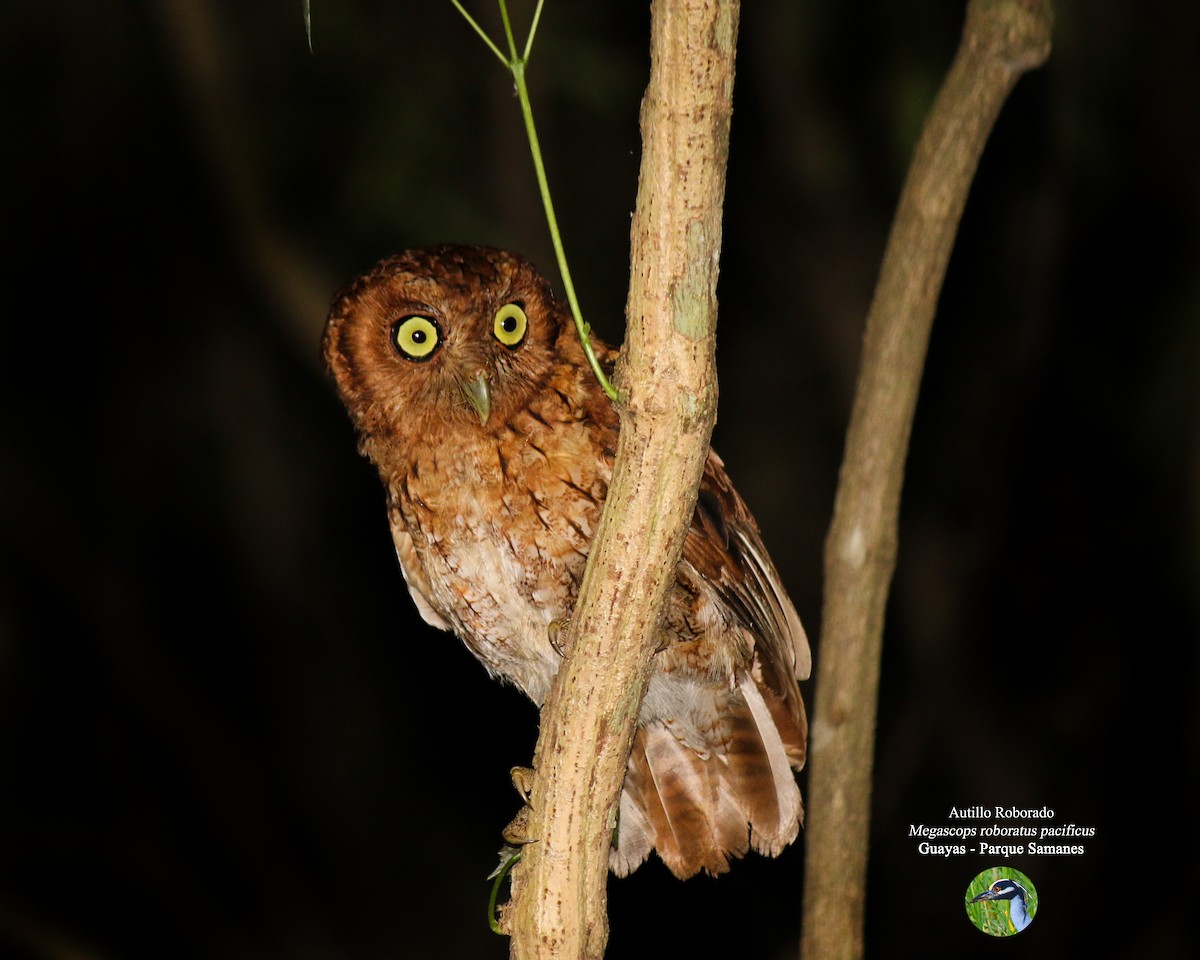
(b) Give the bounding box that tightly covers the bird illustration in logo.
[970,877,1033,932]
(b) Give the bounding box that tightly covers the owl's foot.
[502,765,537,846]
[502,806,533,846]
[548,619,571,657]
[510,765,535,804]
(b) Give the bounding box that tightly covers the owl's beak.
[460,372,492,425]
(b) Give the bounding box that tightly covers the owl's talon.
[510,765,536,804]
[503,766,538,845]
[548,619,570,657]
[502,805,535,846]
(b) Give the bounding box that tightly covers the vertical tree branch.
[505,1,738,958]
[800,3,1053,959]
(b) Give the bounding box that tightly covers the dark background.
[2,1,1196,958]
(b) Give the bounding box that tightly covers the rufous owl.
[323,244,810,878]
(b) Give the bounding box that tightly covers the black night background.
[1,2,1195,958]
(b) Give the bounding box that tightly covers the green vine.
[487,848,522,935]
[450,0,619,400]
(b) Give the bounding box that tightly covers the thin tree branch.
[800,2,1053,958]
[504,1,739,957]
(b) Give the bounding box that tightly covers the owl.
[323,244,810,879]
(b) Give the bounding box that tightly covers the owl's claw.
[503,765,538,846]
[548,619,570,657]
[510,765,536,804]
[502,806,534,846]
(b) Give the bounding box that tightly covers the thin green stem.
[511,63,618,398]
[488,850,522,935]
[522,0,546,63]
[449,0,508,66]
[497,0,519,60]
[448,0,619,401]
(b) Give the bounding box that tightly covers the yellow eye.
[392,315,442,361]
[493,302,528,348]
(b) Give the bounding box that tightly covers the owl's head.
[324,245,577,439]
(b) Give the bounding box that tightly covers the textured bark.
[799,2,1054,959]
[505,2,739,958]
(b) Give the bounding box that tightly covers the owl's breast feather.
[387,414,609,706]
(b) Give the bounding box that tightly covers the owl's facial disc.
[460,371,492,426]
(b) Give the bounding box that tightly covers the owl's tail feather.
[610,674,806,879]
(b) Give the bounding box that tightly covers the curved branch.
[505,2,738,958]
[800,2,1053,958]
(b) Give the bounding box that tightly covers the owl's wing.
[682,450,811,687]
[388,504,451,632]
[609,451,809,878]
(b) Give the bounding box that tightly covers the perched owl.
[323,244,810,879]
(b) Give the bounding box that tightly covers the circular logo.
[965,866,1037,936]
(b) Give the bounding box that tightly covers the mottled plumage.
[323,244,810,878]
